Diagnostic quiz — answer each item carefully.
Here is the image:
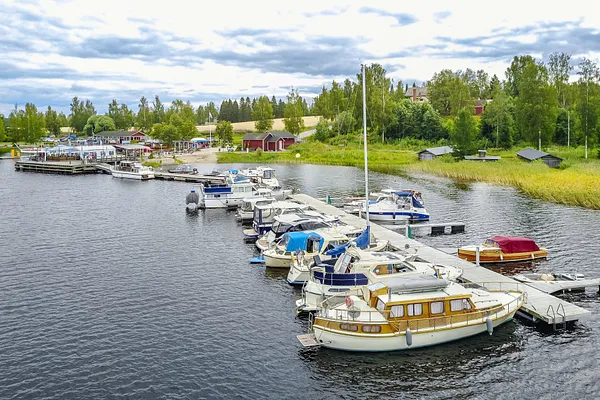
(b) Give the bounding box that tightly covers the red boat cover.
[489,236,540,253]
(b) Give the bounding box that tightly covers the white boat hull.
[263,253,293,268]
[112,171,154,180]
[200,196,246,209]
[313,311,517,352]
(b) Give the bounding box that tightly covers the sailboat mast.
[362,64,370,231]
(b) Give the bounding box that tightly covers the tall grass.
[217,143,600,209]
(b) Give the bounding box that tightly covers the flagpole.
[362,63,370,244]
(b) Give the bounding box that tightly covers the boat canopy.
[325,227,370,256]
[280,231,323,252]
[394,191,424,208]
[487,236,540,253]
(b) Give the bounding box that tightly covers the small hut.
[516,148,563,168]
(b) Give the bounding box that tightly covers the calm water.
[1,161,600,399]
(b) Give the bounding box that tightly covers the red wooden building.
[242,131,297,151]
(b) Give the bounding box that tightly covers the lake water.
[1,161,600,399]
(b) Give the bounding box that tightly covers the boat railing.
[461,281,525,293]
[319,293,524,334]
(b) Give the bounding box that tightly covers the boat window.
[407,303,423,316]
[263,170,273,179]
[362,325,382,333]
[376,299,385,312]
[390,305,404,317]
[337,253,352,273]
[430,301,444,315]
[339,323,358,332]
[450,299,469,312]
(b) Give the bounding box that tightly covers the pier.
[15,160,98,174]
[291,193,591,329]
[153,171,226,184]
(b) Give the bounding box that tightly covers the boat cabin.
[252,201,309,234]
[116,160,148,172]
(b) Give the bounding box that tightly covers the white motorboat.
[303,278,523,352]
[255,213,333,251]
[294,246,462,311]
[242,200,311,240]
[238,166,282,189]
[349,189,429,222]
[111,160,155,180]
[190,174,256,209]
[235,189,276,222]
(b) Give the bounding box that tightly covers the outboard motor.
[186,190,200,206]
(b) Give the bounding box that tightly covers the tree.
[45,106,60,136]
[332,110,355,136]
[482,87,514,148]
[206,102,218,123]
[57,112,68,127]
[0,115,6,143]
[252,96,274,131]
[69,97,95,133]
[427,69,472,116]
[136,96,153,132]
[23,103,45,143]
[314,119,332,141]
[489,74,501,96]
[153,95,165,124]
[548,52,573,108]
[283,89,305,135]
[215,120,234,144]
[84,115,116,135]
[450,108,478,158]
[515,61,558,146]
[8,105,24,142]
[505,55,536,97]
[152,122,178,144]
[576,58,600,157]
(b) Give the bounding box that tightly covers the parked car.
[168,164,198,174]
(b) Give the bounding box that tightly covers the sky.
[1,0,600,115]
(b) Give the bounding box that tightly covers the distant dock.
[15,160,98,174]
[291,193,591,330]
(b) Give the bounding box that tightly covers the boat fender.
[486,317,493,335]
[345,296,354,308]
[406,328,413,346]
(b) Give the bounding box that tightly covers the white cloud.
[1,0,599,114]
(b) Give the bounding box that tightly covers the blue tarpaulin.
[282,232,320,252]
[325,227,370,256]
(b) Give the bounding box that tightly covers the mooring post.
[475,246,480,266]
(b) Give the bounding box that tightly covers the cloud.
[434,11,451,23]
[358,6,417,26]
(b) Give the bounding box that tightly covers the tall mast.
[362,64,370,237]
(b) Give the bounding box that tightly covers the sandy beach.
[147,147,220,166]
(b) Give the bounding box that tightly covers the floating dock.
[153,171,226,184]
[15,160,98,174]
[382,222,466,236]
[291,194,591,329]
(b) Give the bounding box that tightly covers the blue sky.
[1,0,599,115]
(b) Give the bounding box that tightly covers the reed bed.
[217,143,600,210]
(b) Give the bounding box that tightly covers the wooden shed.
[516,147,563,168]
[418,146,453,161]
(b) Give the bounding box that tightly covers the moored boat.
[351,189,429,222]
[458,236,548,264]
[305,278,524,352]
[111,160,155,180]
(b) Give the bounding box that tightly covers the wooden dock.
[153,171,226,184]
[291,194,591,328]
[15,160,98,174]
[382,222,466,236]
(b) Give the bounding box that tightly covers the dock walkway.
[291,194,591,327]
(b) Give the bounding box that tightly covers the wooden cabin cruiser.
[366,189,429,222]
[242,201,311,240]
[263,230,351,268]
[111,160,155,180]
[235,190,276,222]
[294,247,462,312]
[303,278,523,352]
[255,214,333,251]
[458,236,548,264]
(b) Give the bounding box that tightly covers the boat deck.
[291,194,591,327]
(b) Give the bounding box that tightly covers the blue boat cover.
[282,231,322,252]
[325,227,370,256]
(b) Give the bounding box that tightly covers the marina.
[2,160,600,398]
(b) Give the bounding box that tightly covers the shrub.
[256,147,263,157]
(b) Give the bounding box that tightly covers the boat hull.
[112,171,154,180]
[200,197,245,209]
[367,211,429,222]
[263,253,293,268]
[313,311,517,352]
[457,248,549,263]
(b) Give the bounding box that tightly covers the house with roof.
[405,86,429,103]
[94,130,149,144]
[242,131,297,151]
[417,146,453,160]
[516,147,563,168]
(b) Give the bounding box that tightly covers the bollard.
[475,245,480,266]
[405,225,412,239]
[327,195,331,204]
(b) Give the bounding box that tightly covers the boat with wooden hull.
[306,278,523,352]
[458,236,548,264]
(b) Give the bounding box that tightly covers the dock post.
[327,195,331,204]
[475,246,480,266]
[405,225,412,239]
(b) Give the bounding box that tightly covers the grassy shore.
[218,142,600,210]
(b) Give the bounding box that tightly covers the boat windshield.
[272,222,293,234]
[263,169,273,179]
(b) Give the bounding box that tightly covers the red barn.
[242,131,296,151]
[474,100,486,115]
